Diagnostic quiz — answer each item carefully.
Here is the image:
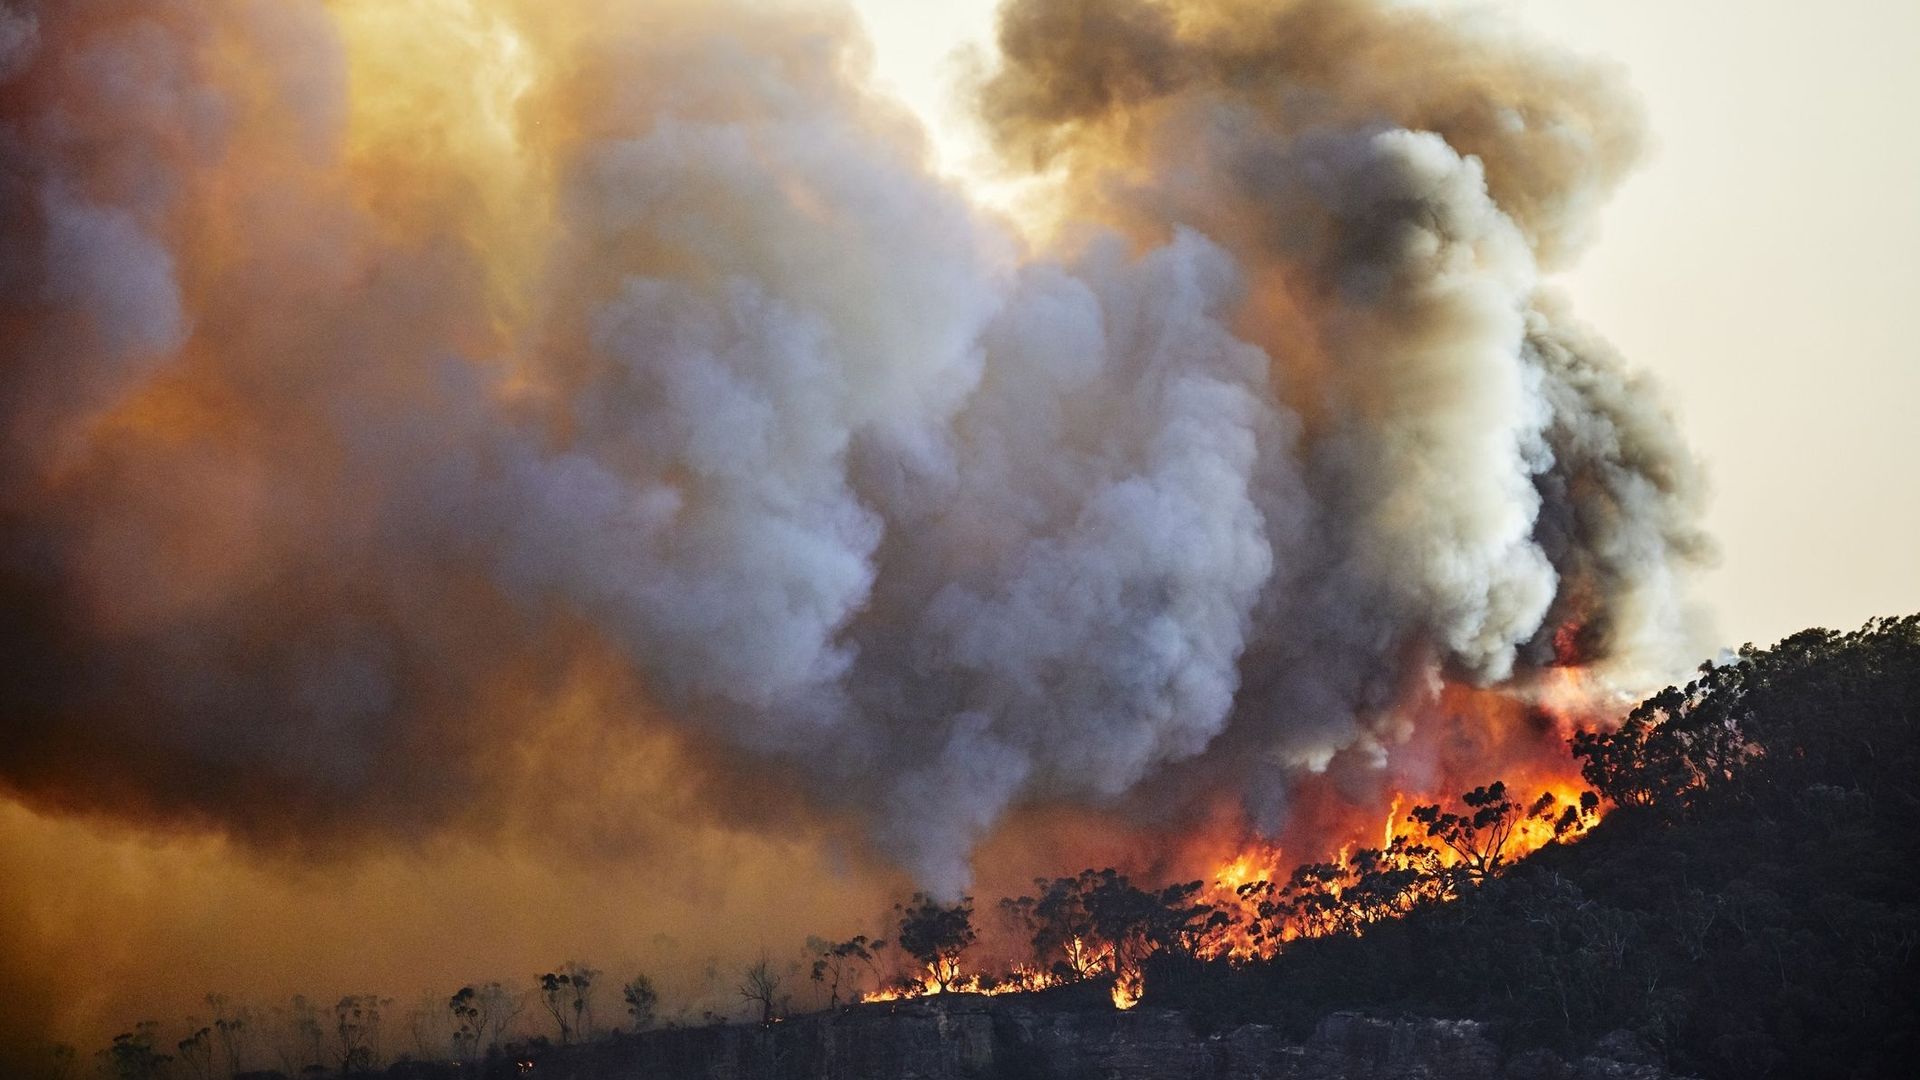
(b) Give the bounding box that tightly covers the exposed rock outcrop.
[509,994,1692,1080]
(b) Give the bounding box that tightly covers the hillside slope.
[1151,616,1920,1079]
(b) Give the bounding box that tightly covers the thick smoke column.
[974,0,1710,836]
[0,0,1707,897]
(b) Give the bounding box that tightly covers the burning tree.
[1230,860,1376,949]
[895,893,978,991]
[1404,782,1596,889]
[1277,862,1350,939]
[1408,781,1524,886]
[998,870,1222,1005]
[1081,872,1217,990]
[1209,779,1598,959]
[1003,873,1106,981]
[1342,835,1452,925]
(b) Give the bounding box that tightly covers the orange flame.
[867,665,1619,1002]
[858,963,1068,1004]
[1191,669,1612,961]
[1110,967,1144,1010]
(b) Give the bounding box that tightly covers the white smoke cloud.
[857,229,1286,891]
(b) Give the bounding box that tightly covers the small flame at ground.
[1110,968,1144,1010]
[859,964,1067,1004]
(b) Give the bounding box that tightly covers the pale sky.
[848,0,1920,651]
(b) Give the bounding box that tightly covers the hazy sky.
[849,0,1920,650]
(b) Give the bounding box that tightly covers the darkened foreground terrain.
[1145,616,1920,1079]
[478,993,1687,1080]
[60,616,1920,1079]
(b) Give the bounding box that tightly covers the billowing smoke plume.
[0,0,1707,898]
[971,0,1710,842]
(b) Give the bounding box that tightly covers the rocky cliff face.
[511,995,1690,1080]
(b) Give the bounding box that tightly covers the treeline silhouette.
[1153,615,1920,1079]
[74,967,661,1080]
[55,784,1590,1079]
[46,616,1920,1080]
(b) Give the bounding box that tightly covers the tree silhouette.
[99,1023,168,1080]
[279,995,327,1075]
[621,973,659,1031]
[895,893,977,990]
[737,953,785,1024]
[537,971,574,1043]
[1004,873,1106,980]
[808,935,886,1006]
[447,981,517,1058]
[1409,781,1523,885]
[1571,691,1716,810]
[204,994,250,1077]
[447,986,484,1059]
[562,962,599,1040]
[400,992,443,1063]
[1081,870,1214,988]
[332,994,385,1074]
[174,1027,213,1080]
[1344,834,1451,925]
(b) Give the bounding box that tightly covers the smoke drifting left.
[0,0,1709,1054]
